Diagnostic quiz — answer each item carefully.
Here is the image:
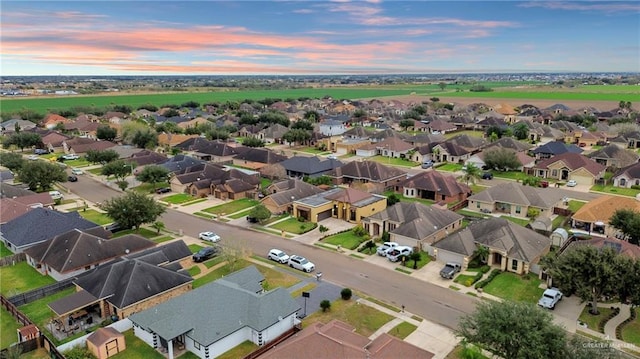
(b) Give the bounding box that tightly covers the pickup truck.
[386,246,413,262]
[376,242,399,256]
[538,288,563,309]
[440,263,461,279]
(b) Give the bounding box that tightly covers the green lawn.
[257,266,301,290]
[187,266,201,277]
[260,178,272,190]
[87,168,103,175]
[621,309,640,346]
[303,298,394,337]
[368,155,419,167]
[568,200,587,213]
[110,329,164,359]
[161,193,196,204]
[1,307,21,349]
[454,274,478,287]
[111,227,158,239]
[470,184,488,194]
[0,242,13,258]
[216,340,259,359]
[388,321,418,340]
[322,231,365,250]
[383,191,435,206]
[193,260,252,288]
[153,235,174,243]
[500,215,531,227]
[0,262,56,296]
[590,184,640,197]
[298,147,327,154]
[188,244,204,253]
[19,287,75,330]
[401,251,431,270]
[552,215,567,230]
[578,306,615,332]
[203,198,259,216]
[203,255,226,269]
[181,198,208,206]
[77,209,113,225]
[133,181,170,194]
[457,209,490,219]
[492,170,528,181]
[443,130,485,139]
[228,208,254,219]
[270,217,317,234]
[436,163,464,172]
[482,272,544,303]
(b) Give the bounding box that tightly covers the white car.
[566,180,577,187]
[48,190,64,200]
[327,154,337,160]
[386,246,414,262]
[62,154,80,160]
[288,255,315,272]
[27,155,39,161]
[71,168,84,175]
[376,241,399,256]
[268,249,290,264]
[199,231,221,242]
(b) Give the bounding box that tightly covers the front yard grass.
[133,181,170,194]
[77,209,113,225]
[303,299,394,337]
[0,242,13,258]
[193,260,252,288]
[111,227,158,239]
[436,163,464,172]
[482,272,544,303]
[0,262,56,296]
[19,287,75,330]
[621,310,640,346]
[322,231,365,250]
[454,274,478,287]
[500,215,531,227]
[87,168,103,175]
[389,321,418,340]
[568,200,587,213]
[270,217,317,234]
[259,266,301,290]
[203,256,226,269]
[1,307,21,349]
[228,208,254,219]
[188,244,204,253]
[110,329,164,359]
[578,306,615,332]
[203,198,259,216]
[400,251,431,270]
[492,170,528,181]
[590,184,640,197]
[369,155,419,167]
[188,266,201,277]
[162,193,196,204]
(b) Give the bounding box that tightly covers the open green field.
[439,84,639,102]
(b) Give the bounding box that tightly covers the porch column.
[500,255,507,271]
[168,339,174,359]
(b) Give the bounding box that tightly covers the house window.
[636,180,639,186]
[551,170,557,177]
[515,206,521,214]
[194,341,201,350]
[476,202,480,209]
[511,259,518,271]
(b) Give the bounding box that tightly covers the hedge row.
[474,269,501,289]
[616,306,636,341]
[598,307,620,333]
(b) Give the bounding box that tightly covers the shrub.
[320,299,331,312]
[64,346,97,359]
[352,225,367,237]
[479,265,491,274]
[631,185,640,190]
[341,288,352,300]
[297,216,306,222]
[474,269,501,289]
[319,225,329,233]
[381,231,390,242]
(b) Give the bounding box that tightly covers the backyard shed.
[17,324,40,343]
[87,327,125,359]
[550,228,569,247]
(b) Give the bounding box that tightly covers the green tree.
[527,207,541,218]
[131,129,158,149]
[304,110,320,122]
[457,301,567,359]
[86,149,119,164]
[399,119,415,131]
[609,208,640,245]
[438,82,447,91]
[101,191,166,231]
[387,193,401,206]
[340,288,352,300]
[2,132,43,151]
[96,125,117,141]
[483,148,522,171]
[320,300,331,312]
[540,246,619,314]
[136,165,169,191]
[282,129,311,146]
[242,137,265,148]
[409,252,421,269]
[17,160,66,191]
[485,125,504,139]
[291,120,314,131]
[0,152,25,171]
[306,175,332,186]
[248,204,271,223]
[63,346,97,359]
[102,160,135,184]
[615,255,640,305]
[462,163,482,185]
[472,245,489,264]
[353,109,367,118]
[151,221,165,234]
[512,122,529,140]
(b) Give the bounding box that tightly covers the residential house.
[178,139,240,163]
[484,137,532,152]
[432,135,487,163]
[0,208,100,253]
[63,138,117,155]
[47,241,193,326]
[0,119,37,134]
[172,163,260,199]
[24,229,155,281]
[233,148,287,170]
[427,119,457,134]
[129,266,300,359]
[530,141,583,160]
[571,195,640,236]
[64,118,101,138]
[342,126,375,140]
[587,144,639,169]
[563,237,640,260]
[467,182,562,219]
[319,119,347,136]
[610,131,640,149]
[564,130,600,147]
[158,133,200,148]
[475,117,508,131]
[292,187,386,224]
[394,171,470,204]
[0,192,55,224]
[278,156,343,179]
[612,162,640,187]
[160,154,205,174]
[362,202,463,254]
[532,152,605,185]
[259,319,434,359]
[43,114,71,129]
[433,218,551,274]
[258,124,289,144]
[261,180,325,214]
[128,150,169,168]
[40,131,73,151]
[375,136,415,159]
[327,160,407,192]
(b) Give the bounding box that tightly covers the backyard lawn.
[444,130,484,139]
[621,311,640,346]
[1,307,21,349]
[322,231,365,250]
[270,217,317,234]
[388,321,418,340]
[110,330,164,359]
[19,287,75,330]
[161,193,196,204]
[383,191,435,206]
[590,184,640,197]
[578,306,615,332]
[112,227,158,239]
[260,177,272,189]
[469,184,488,194]
[368,155,419,167]
[0,262,56,296]
[203,198,259,216]
[568,200,586,213]
[216,341,259,359]
[303,298,394,337]
[0,242,12,257]
[500,215,531,227]
[482,272,544,303]
[552,215,567,230]
[77,209,113,225]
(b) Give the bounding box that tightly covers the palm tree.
[463,162,482,185]
[473,245,490,265]
[409,252,422,269]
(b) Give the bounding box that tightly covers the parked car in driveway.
[538,288,563,309]
[386,246,413,262]
[155,187,171,194]
[193,246,220,262]
[482,172,493,180]
[199,231,221,242]
[34,148,49,155]
[440,262,461,279]
[62,154,80,160]
[288,255,315,272]
[68,175,78,182]
[421,160,434,169]
[376,242,399,256]
[70,168,84,175]
[566,180,577,187]
[268,249,290,264]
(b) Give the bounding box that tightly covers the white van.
[48,191,64,200]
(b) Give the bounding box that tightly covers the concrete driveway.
[550,295,586,332]
[411,261,453,288]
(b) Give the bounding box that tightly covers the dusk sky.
[1,1,638,75]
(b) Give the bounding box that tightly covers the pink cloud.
[519,2,640,13]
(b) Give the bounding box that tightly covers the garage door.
[317,209,332,221]
[570,174,592,186]
[435,248,466,266]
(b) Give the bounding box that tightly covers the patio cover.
[48,290,100,317]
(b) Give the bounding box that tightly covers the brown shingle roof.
[572,195,640,223]
[534,152,605,176]
[329,160,407,183]
[397,170,469,196]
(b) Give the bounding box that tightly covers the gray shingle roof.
[366,202,463,240]
[328,161,407,183]
[280,156,343,176]
[468,182,561,209]
[129,266,300,345]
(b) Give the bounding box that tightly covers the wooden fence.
[242,324,302,359]
[8,277,76,306]
[449,200,469,212]
[0,253,26,267]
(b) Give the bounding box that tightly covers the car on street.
[48,190,64,200]
[482,172,493,180]
[538,288,563,309]
[62,154,80,160]
[71,168,84,175]
[268,249,290,263]
[566,180,577,187]
[68,175,78,182]
[27,155,39,161]
[34,148,49,155]
[376,241,399,256]
[288,255,315,272]
[193,247,220,262]
[421,160,434,169]
[199,231,221,242]
[440,262,461,279]
[155,187,171,194]
[386,246,413,262]
[246,216,259,223]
